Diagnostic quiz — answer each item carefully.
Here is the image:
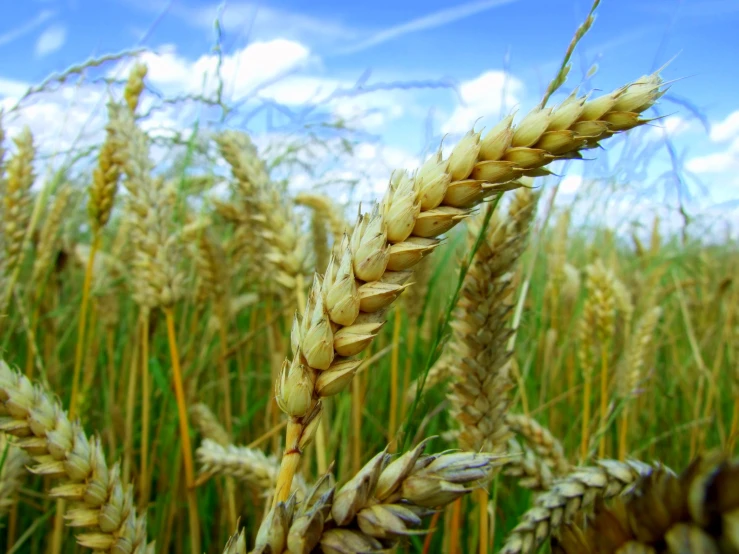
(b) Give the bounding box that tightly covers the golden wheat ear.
[271,70,668,504]
[552,453,739,554]
[246,441,504,553]
[0,360,152,553]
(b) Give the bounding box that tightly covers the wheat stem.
[69,231,100,419]
[598,344,609,458]
[388,311,402,449]
[164,307,201,552]
[477,487,489,554]
[139,312,150,509]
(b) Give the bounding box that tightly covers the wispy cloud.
[118,0,356,45]
[35,24,67,57]
[0,9,56,47]
[336,0,520,55]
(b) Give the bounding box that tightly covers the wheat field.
[0,3,737,554]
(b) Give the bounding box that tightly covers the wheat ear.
[0,360,152,553]
[617,306,662,460]
[503,439,555,491]
[247,441,502,553]
[0,435,27,518]
[505,414,570,477]
[578,260,616,461]
[448,186,539,455]
[196,439,307,496]
[31,185,72,286]
[500,459,655,554]
[2,127,36,308]
[272,72,667,503]
[216,131,310,298]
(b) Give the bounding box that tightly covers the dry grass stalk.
[0,435,27,518]
[0,360,152,552]
[500,459,655,554]
[505,414,570,477]
[552,453,737,554]
[273,72,667,502]
[448,186,539,455]
[246,441,501,553]
[196,439,307,496]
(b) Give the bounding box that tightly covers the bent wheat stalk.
[271,72,667,503]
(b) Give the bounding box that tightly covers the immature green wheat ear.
[0,360,153,554]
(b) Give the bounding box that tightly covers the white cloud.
[709,110,739,142]
[128,39,311,100]
[442,70,524,134]
[559,174,583,194]
[686,110,739,177]
[686,138,739,174]
[35,24,67,57]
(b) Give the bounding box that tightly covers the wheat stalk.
[272,72,667,503]
[0,360,153,553]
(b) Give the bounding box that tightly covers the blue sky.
[1,0,737,234]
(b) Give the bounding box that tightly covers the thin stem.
[215,300,238,530]
[140,313,150,509]
[422,510,442,554]
[477,488,488,554]
[618,403,630,461]
[273,420,303,505]
[450,498,461,554]
[388,310,402,450]
[399,325,416,423]
[581,371,592,462]
[352,375,362,475]
[598,345,609,458]
[69,232,100,419]
[164,307,201,552]
[123,318,141,484]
